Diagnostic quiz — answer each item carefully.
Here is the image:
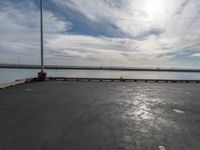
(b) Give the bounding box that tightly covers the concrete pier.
[0,81,200,150]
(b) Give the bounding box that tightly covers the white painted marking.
[159,145,166,150]
[173,109,185,114]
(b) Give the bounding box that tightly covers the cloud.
[175,0,190,15]
[49,0,200,67]
[0,0,200,68]
[190,53,200,58]
[0,0,70,64]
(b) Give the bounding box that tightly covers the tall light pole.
[40,0,44,72]
[38,0,47,81]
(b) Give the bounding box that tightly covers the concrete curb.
[0,78,37,89]
[1,77,200,90]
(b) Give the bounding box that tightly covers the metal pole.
[40,0,44,72]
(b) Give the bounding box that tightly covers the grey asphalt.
[0,81,200,150]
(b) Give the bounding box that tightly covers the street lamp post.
[38,0,47,81]
[40,0,44,72]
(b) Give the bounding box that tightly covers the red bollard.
[38,71,47,81]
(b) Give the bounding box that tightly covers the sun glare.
[144,0,166,19]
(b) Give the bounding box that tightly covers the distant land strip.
[0,64,200,73]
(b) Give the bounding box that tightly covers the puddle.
[173,109,185,114]
[159,146,166,150]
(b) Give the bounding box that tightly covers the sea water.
[0,68,200,84]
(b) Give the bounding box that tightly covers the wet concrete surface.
[0,81,200,150]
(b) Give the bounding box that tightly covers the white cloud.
[53,0,200,37]
[48,0,200,67]
[45,34,181,67]
[0,1,70,64]
[190,53,200,58]
[1,0,200,67]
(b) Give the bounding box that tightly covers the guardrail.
[48,77,200,83]
[1,77,199,90]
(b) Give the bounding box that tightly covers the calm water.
[0,68,200,84]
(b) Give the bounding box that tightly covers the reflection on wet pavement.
[109,83,200,150]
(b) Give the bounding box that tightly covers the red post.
[38,71,47,81]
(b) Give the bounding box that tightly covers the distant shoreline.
[0,64,200,73]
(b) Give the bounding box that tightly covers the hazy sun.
[144,0,166,19]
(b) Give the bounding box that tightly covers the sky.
[0,0,200,68]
